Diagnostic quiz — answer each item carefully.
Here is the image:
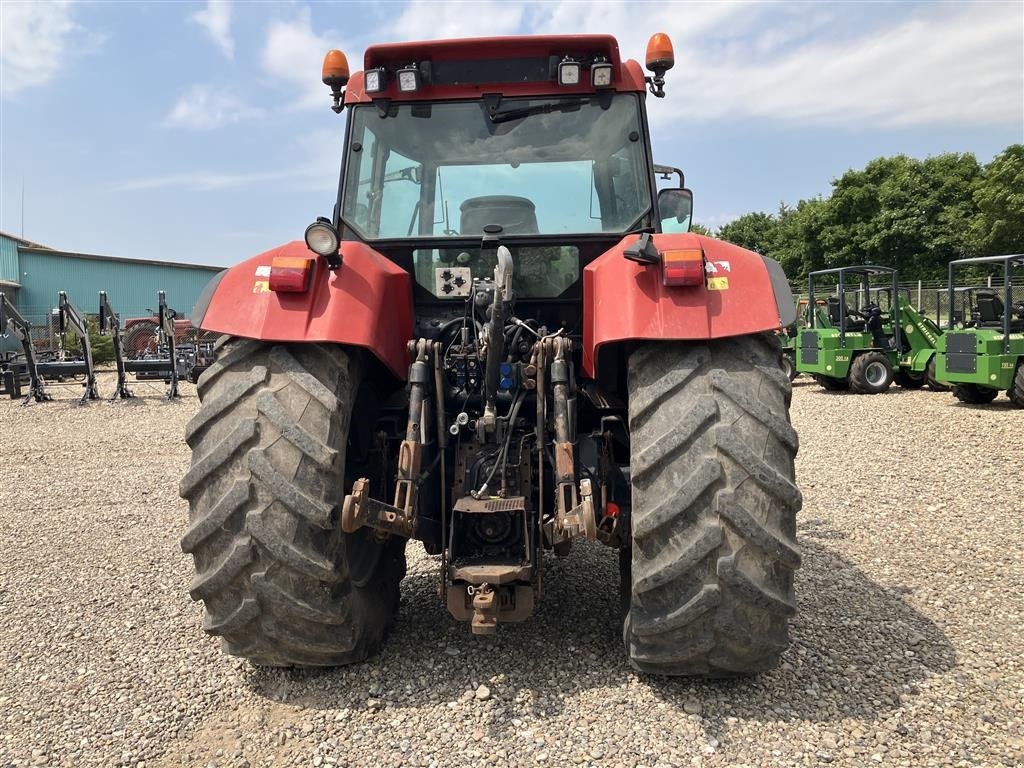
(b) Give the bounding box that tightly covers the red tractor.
[181,33,801,677]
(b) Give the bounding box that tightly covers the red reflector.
[269,256,314,292]
[606,501,621,518]
[661,248,705,287]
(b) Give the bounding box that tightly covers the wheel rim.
[865,361,888,387]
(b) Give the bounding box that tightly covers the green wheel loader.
[796,265,946,394]
[934,254,1024,407]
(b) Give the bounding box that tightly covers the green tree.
[717,212,777,254]
[972,144,1024,256]
[813,153,981,278]
[689,222,713,236]
[709,145,1015,281]
[770,199,829,279]
[55,316,115,365]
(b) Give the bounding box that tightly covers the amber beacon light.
[644,33,674,97]
[322,49,350,112]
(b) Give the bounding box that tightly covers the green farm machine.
[779,298,829,380]
[934,254,1024,406]
[796,265,946,394]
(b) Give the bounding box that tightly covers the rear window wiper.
[489,98,589,124]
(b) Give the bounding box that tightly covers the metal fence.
[790,278,1024,328]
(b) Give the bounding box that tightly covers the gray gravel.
[1,372,1022,767]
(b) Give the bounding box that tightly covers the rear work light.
[397,65,419,92]
[661,248,705,287]
[591,60,613,88]
[557,58,581,86]
[269,256,314,293]
[364,67,386,93]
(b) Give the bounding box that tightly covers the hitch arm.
[548,337,596,545]
[157,291,181,399]
[57,291,99,403]
[0,292,50,403]
[99,291,133,399]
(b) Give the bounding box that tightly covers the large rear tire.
[953,382,999,405]
[624,334,802,676]
[179,338,405,667]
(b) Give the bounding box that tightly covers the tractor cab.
[935,254,1024,406]
[302,35,695,316]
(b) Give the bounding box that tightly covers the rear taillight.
[661,248,705,287]
[269,256,314,292]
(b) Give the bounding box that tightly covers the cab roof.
[345,34,646,104]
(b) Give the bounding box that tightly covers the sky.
[1,0,1022,267]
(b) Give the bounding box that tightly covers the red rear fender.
[193,241,414,380]
[582,233,794,378]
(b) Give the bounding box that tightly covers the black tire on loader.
[179,338,405,667]
[623,333,802,676]
[849,351,893,394]
[812,374,848,391]
[893,369,925,389]
[952,382,999,405]
[781,351,797,381]
[925,356,950,392]
[1009,361,1024,409]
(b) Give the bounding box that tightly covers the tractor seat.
[460,196,539,236]
[827,297,865,331]
[976,292,1004,326]
[975,292,1024,331]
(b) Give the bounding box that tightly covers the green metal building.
[0,231,220,318]
[1,231,221,352]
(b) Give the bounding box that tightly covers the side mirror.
[658,187,693,233]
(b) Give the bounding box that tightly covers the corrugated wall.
[16,249,221,319]
[0,234,20,285]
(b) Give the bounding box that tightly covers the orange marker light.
[322,49,350,88]
[269,256,314,293]
[661,248,704,287]
[645,33,675,73]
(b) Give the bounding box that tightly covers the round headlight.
[304,220,339,257]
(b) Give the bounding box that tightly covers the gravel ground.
[1,372,1022,768]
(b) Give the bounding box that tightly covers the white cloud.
[115,130,341,192]
[522,0,1022,128]
[681,3,1022,127]
[164,84,264,130]
[361,0,1021,128]
[190,0,234,60]
[1,1,79,95]
[391,0,525,40]
[261,7,340,108]
[114,168,300,192]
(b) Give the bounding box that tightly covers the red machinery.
[181,33,800,677]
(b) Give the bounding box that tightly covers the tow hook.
[469,583,498,635]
